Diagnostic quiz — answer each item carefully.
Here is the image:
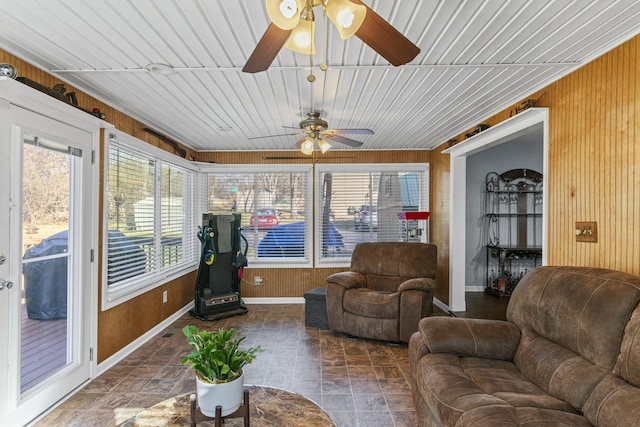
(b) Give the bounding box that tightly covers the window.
[103,131,198,308]
[315,164,429,266]
[203,164,312,266]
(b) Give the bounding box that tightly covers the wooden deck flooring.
[21,302,67,393]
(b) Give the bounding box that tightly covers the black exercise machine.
[189,213,249,321]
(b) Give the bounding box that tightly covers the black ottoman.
[304,287,329,329]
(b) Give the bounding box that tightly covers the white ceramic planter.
[195,370,245,417]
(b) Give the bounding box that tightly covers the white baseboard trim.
[243,297,305,304]
[433,297,450,314]
[96,302,192,377]
[433,288,487,315]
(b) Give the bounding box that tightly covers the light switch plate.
[575,221,598,243]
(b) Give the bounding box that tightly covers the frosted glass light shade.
[285,19,316,54]
[300,137,315,155]
[325,0,366,39]
[318,139,332,153]
[266,0,304,30]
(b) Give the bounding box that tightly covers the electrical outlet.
[254,276,263,285]
[162,290,168,303]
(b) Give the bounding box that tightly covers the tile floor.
[34,304,418,427]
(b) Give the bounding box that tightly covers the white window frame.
[315,163,430,268]
[199,163,313,268]
[101,131,199,310]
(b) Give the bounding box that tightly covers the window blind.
[106,136,198,292]
[107,145,155,285]
[204,165,312,265]
[316,164,429,265]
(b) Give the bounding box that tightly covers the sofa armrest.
[398,277,437,293]
[419,317,521,361]
[326,271,366,290]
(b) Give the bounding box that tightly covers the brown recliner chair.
[325,242,437,343]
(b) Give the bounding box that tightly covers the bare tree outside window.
[22,144,70,248]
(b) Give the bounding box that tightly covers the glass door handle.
[0,279,13,290]
[0,254,5,264]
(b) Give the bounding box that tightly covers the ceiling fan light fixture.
[324,0,366,39]
[300,137,315,155]
[266,0,304,30]
[285,18,316,54]
[318,138,332,153]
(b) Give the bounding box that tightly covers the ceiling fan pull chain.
[309,65,315,110]
[305,0,317,83]
[307,36,316,83]
[320,7,329,72]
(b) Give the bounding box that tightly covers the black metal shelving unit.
[484,169,543,297]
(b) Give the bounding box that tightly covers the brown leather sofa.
[409,266,640,426]
[326,242,437,343]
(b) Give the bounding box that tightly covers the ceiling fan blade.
[323,128,374,135]
[352,0,420,66]
[242,23,291,73]
[248,132,303,140]
[323,134,364,148]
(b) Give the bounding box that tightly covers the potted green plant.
[182,325,262,417]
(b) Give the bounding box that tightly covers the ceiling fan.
[243,0,421,73]
[250,111,373,155]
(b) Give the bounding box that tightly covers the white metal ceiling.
[0,0,638,152]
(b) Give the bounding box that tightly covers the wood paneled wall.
[427,144,452,304]
[429,34,640,291]
[545,36,639,273]
[197,149,429,165]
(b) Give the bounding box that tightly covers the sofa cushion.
[343,288,398,318]
[508,266,640,370]
[615,304,640,387]
[419,317,521,361]
[507,266,640,409]
[580,306,640,426]
[350,242,437,292]
[514,330,608,410]
[582,373,640,426]
[343,312,398,342]
[415,353,590,426]
[362,274,406,293]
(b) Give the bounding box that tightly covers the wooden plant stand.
[190,389,250,427]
